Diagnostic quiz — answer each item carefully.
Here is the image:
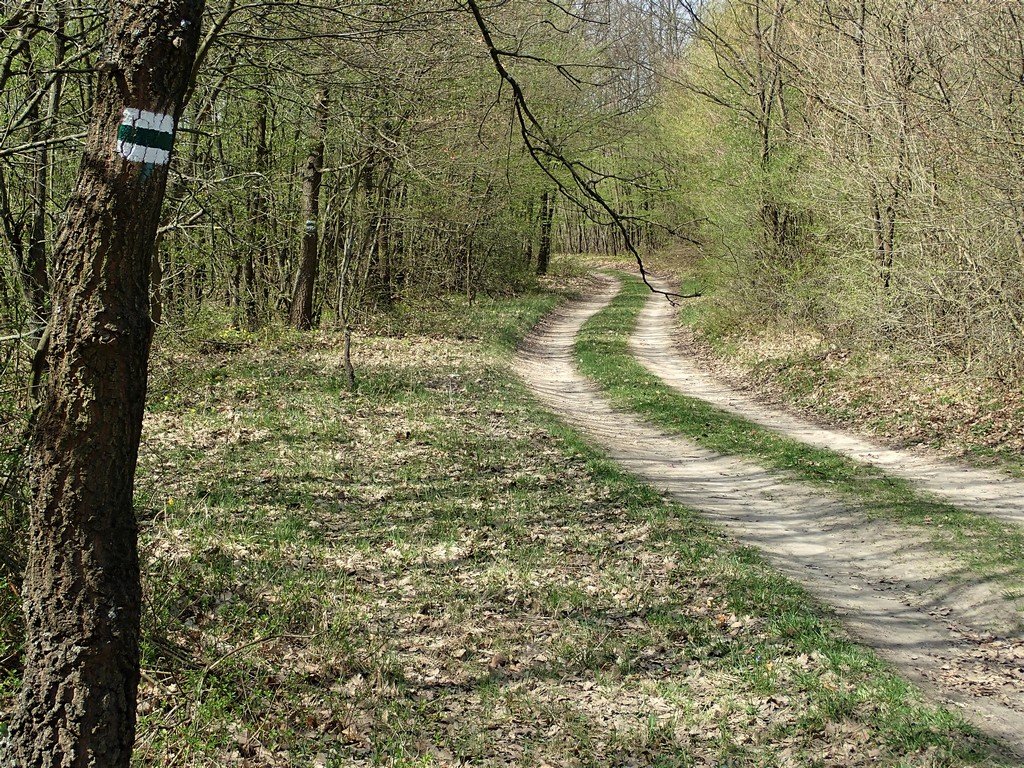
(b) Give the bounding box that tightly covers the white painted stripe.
[118,143,171,165]
[120,107,174,134]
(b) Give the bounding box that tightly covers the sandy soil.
[514,275,1024,758]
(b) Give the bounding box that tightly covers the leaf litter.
[3,300,1001,767]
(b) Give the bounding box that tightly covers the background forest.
[5,0,1024,682]
[659,0,1024,376]
[0,0,685,705]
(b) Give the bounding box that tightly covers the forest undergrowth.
[2,272,1009,767]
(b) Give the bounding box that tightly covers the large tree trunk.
[2,2,204,766]
[289,87,329,330]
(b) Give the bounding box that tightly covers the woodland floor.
[0,271,1019,766]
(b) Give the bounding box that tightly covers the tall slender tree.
[536,189,555,275]
[290,87,329,330]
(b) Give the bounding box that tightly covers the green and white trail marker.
[116,108,175,166]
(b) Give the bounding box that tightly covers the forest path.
[631,280,1024,529]
[514,274,1024,758]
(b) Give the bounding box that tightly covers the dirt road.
[515,275,1024,757]
[631,284,1024,529]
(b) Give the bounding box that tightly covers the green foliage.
[651,0,1024,381]
[654,34,827,332]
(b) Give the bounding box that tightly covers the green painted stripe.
[117,124,174,151]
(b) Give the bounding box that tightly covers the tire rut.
[631,280,1024,529]
[514,275,1024,758]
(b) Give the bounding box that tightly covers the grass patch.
[575,274,1024,609]
[1,276,1011,765]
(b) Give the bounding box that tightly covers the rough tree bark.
[289,87,329,330]
[1,1,204,766]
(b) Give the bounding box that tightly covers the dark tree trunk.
[19,6,65,334]
[150,234,164,325]
[242,247,257,328]
[24,114,49,330]
[253,97,272,318]
[2,1,204,766]
[536,189,555,276]
[290,87,329,330]
[523,196,535,267]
